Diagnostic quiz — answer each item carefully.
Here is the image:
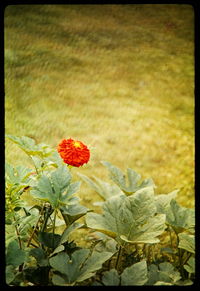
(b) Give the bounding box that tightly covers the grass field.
[5,4,194,209]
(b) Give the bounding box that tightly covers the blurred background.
[5,4,194,208]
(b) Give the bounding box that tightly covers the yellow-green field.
[5,4,194,209]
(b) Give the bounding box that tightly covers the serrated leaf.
[6,134,41,156]
[102,269,120,286]
[101,161,155,195]
[78,251,113,282]
[30,166,73,207]
[155,190,179,214]
[60,203,89,225]
[6,134,53,158]
[121,260,148,285]
[5,163,32,186]
[59,222,85,246]
[49,249,113,285]
[165,199,195,233]
[86,187,166,245]
[79,173,123,200]
[178,233,195,254]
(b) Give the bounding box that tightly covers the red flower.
[57,138,90,167]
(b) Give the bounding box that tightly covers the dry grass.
[5,4,194,209]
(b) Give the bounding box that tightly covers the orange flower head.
[57,138,90,167]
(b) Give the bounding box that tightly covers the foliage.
[5,135,195,286]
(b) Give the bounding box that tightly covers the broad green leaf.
[50,249,113,285]
[146,262,181,285]
[17,212,39,239]
[30,175,54,202]
[146,264,159,285]
[44,151,64,168]
[60,203,89,225]
[86,187,166,245]
[50,245,65,257]
[159,262,181,283]
[101,161,155,195]
[5,163,32,188]
[155,190,179,214]
[29,248,48,267]
[6,265,16,284]
[79,173,123,200]
[58,222,85,246]
[38,232,61,249]
[78,251,113,282]
[93,232,117,254]
[184,256,195,274]
[6,134,53,157]
[6,240,26,267]
[5,224,16,246]
[30,166,73,207]
[178,233,195,254]
[165,199,195,233]
[121,260,148,285]
[102,269,120,286]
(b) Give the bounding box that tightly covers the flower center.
[73,141,81,148]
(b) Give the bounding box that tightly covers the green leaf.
[5,163,32,188]
[165,199,195,233]
[155,190,179,214]
[6,224,16,246]
[60,203,89,225]
[184,256,195,274]
[29,248,49,267]
[49,249,113,285]
[102,269,120,286]
[30,166,72,207]
[78,251,113,282]
[86,187,166,244]
[38,232,61,249]
[6,240,26,267]
[121,260,148,285]
[159,262,182,283]
[79,173,123,200]
[58,222,85,246]
[178,232,195,254]
[101,161,155,195]
[146,262,181,285]
[146,263,160,285]
[6,265,16,284]
[6,134,53,157]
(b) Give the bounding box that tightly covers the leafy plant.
[5,135,195,286]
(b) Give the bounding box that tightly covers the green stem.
[27,204,44,247]
[169,226,176,262]
[115,245,122,272]
[182,252,192,266]
[52,208,57,248]
[13,214,23,271]
[13,214,22,249]
[30,155,39,175]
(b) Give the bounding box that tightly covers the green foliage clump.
[5,136,195,286]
